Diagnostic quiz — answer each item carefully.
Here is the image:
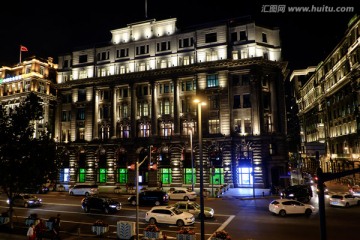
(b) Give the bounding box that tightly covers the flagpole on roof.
[19,45,22,64]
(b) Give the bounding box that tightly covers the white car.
[145,206,195,227]
[349,185,360,197]
[269,199,315,217]
[329,194,360,207]
[68,184,99,196]
[168,188,197,200]
[172,201,214,218]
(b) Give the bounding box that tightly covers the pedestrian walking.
[35,219,46,240]
[27,223,36,240]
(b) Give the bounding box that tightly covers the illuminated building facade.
[55,16,288,189]
[0,57,58,138]
[291,15,360,177]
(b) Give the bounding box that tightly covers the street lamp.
[194,98,206,240]
[136,155,148,240]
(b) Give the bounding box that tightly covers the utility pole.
[136,155,148,240]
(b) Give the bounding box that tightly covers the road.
[0,181,358,240]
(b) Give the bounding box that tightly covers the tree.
[0,93,57,228]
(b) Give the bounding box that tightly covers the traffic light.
[148,146,158,170]
[127,163,135,171]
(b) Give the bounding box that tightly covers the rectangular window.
[206,74,219,88]
[79,55,87,63]
[136,45,149,55]
[79,168,86,182]
[233,95,241,109]
[240,31,247,41]
[209,95,219,110]
[209,119,220,134]
[210,168,224,184]
[61,111,67,122]
[78,89,86,102]
[231,32,237,42]
[117,168,128,183]
[98,168,107,183]
[63,60,69,68]
[184,168,196,185]
[160,168,172,184]
[244,119,252,134]
[262,33,267,43]
[234,119,241,133]
[157,41,171,52]
[117,48,129,58]
[77,108,85,120]
[205,33,217,43]
[243,94,251,108]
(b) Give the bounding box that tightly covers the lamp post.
[194,98,205,240]
[136,155,148,240]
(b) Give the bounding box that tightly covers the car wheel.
[84,206,90,213]
[279,210,286,217]
[69,191,74,196]
[104,208,109,214]
[305,209,312,216]
[24,202,29,208]
[184,196,189,201]
[345,202,350,207]
[149,218,156,225]
[176,220,185,227]
[85,192,90,197]
[357,201,360,206]
[154,201,161,206]
[131,200,137,206]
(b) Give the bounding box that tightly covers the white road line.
[207,215,235,240]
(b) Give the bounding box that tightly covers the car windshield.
[173,208,183,215]
[191,202,200,208]
[23,195,35,199]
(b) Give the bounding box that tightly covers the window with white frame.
[182,121,196,135]
[209,119,220,134]
[138,122,150,137]
[160,121,173,137]
[206,74,219,88]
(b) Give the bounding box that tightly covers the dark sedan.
[81,195,121,213]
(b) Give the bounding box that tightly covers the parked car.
[145,206,195,227]
[81,195,121,213]
[69,184,99,196]
[168,188,197,200]
[23,185,49,194]
[172,201,214,218]
[7,194,42,208]
[280,185,313,203]
[269,199,315,217]
[128,190,169,206]
[329,194,360,207]
[349,185,360,197]
[316,183,329,195]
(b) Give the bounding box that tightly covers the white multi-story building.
[291,15,360,179]
[55,16,288,189]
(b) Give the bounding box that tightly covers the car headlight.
[289,194,294,197]
[28,200,34,204]
[6,200,10,204]
[109,204,117,208]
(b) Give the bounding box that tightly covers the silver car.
[172,201,214,218]
[69,184,98,196]
[7,194,42,208]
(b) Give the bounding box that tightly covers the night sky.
[1,0,357,71]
